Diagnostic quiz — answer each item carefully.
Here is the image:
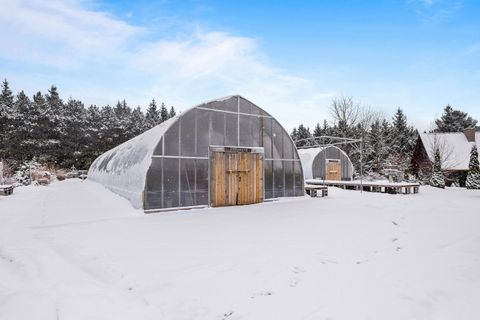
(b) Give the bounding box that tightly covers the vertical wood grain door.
[210,151,263,207]
[326,160,341,181]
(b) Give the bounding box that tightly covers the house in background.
[411,128,480,186]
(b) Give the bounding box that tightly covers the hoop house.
[88,96,304,212]
[298,146,354,181]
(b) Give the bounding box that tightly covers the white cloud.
[0,0,140,68]
[131,30,334,128]
[406,0,463,25]
[0,0,334,130]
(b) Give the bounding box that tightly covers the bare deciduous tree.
[427,134,459,169]
[329,95,361,128]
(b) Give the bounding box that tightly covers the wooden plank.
[239,153,246,205]
[211,151,227,207]
[246,153,251,204]
[257,154,263,203]
[211,152,216,206]
[227,153,234,205]
[240,152,248,205]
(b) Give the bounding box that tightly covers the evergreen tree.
[168,106,176,118]
[59,99,87,167]
[128,107,146,136]
[290,128,298,142]
[84,105,103,163]
[295,124,312,147]
[112,100,132,145]
[0,79,14,159]
[44,86,64,162]
[145,99,160,129]
[430,148,445,188]
[11,91,32,161]
[100,105,117,151]
[465,145,480,189]
[159,102,168,122]
[31,92,49,160]
[434,105,478,132]
[322,120,331,136]
[391,108,417,171]
[313,123,323,137]
[365,119,390,173]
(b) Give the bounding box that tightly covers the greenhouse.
[298,146,354,181]
[88,95,304,212]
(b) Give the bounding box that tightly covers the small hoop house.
[88,95,304,212]
[298,146,354,181]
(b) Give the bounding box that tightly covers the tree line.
[291,96,479,177]
[0,79,176,169]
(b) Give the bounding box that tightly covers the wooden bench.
[0,185,14,196]
[305,185,328,198]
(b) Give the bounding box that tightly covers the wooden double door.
[326,160,341,181]
[210,150,263,207]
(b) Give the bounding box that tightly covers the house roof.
[419,132,480,170]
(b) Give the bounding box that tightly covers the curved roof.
[88,115,179,208]
[298,145,353,180]
[88,95,288,209]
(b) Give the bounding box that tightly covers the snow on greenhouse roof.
[298,147,325,180]
[419,132,480,170]
[298,146,351,180]
[88,115,179,209]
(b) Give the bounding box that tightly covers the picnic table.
[0,185,14,196]
[305,184,328,198]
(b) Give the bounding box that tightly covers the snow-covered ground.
[1,180,479,320]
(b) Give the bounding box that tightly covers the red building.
[411,128,479,186]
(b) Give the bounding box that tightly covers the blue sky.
[1,0,479,131]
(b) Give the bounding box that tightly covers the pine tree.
[434,105,478,132]
[31,91,52,161]
[168,106,176,118]
[322,120,330,136]
[313,123,323,137]
[365,119,390,173]
[391,108,417,171]
[465,145,480,189]
[159,102,168,122]
[100,105,116,151]
[290,128,298,143]
[44,85,64,162]
[112,100,132,146]
[11,91,32,161]
[296,124,312,147]
[85,105,103,163]
[59,99,87,167]
[430,148,445,188]
[145,99,160,129]
[0,79,14,159]
[128,107,146,137]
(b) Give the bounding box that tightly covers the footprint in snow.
[290,277,301,287]
[250,290,274,299]
[221,310,234,319]
[320,259,338,265]
[291,266,305,274]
